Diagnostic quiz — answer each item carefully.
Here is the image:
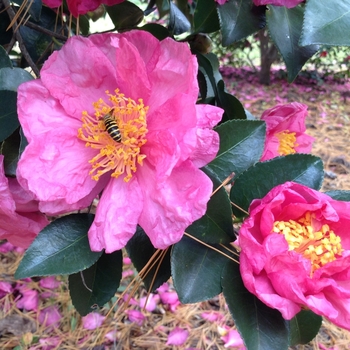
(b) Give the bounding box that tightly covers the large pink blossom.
[42,0,124,18]
[253,0,303,8]
[239,182,350,330]
[260,102,314,161]
[0,155,48,248]
[17,31,223,253]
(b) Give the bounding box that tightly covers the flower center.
[78,89,148,182]
[272,212,343,275]
[275,130,298,156]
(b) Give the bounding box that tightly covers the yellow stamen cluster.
[272,212,343,276]
[77,89,148,182]
[275,130,298,156]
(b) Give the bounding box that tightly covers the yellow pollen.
[77,89,148,182]
[275,130,298,156]
[272,212,343,276]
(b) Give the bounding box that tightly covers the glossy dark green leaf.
[267,6,319,83]
[222,260,290,350]
[0,67,34,91]
[217,0,266,46]
[204,120,266,182]
[13,0,42,22]
[0,90,19,142]
[15,214,102,279]
[301,0,350,46]
[230,154,324,217]
[0,13,13,46]
[217,80,247,121]
[1,129,21,176]
[69,250,123,316]
[168,1,191,35]
[19,7,65,66]
[19,127,28,156]
[186,171,234,244]
[106,1,144,31]
[193,0,220,33]
[325,190,350,202]
[77,15,90,35]
[0,46,12,69]
[138,23,171,41]
[125,226,171,291]
[289,310,322,346]
[172,235,228,303]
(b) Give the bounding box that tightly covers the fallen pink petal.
[166,327,189,346]
[39,277,61,290]
[221,329,246,349]
[139,294,160,312]
[125,309,146,326]
[82,312,106,330]
[39,306,62,327]
[16,287,39,311]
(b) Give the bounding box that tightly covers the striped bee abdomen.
[103,113,122,143]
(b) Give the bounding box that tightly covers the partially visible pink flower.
[16,286,39,311]
[0,281,13,298]
[0,156,49,248]
[200,311,224,322]
[17,31,223,253]
[39,276,61,289]
[39,306,62,327]
[37,337,61,350]
[158,291,181,312]
[215,0,228,4]
[125,309,145,326]
[82,312,105,330]
[239,181,350,331]
[166,327,189,346]
[253,0,303,8]
[260,102,314,161]
[105,330,118,342]
[42,0,124,17]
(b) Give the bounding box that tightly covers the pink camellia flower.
[239,181,350,330]
[42,0,124,18]
[0,155,49,248]
[260,102,314,161]
[17,31,222,253]
[253,0,303,8]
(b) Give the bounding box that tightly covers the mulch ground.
[1,67,350,349]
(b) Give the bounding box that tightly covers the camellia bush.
[1,0,350,348]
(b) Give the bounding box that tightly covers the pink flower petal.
[39,306,62,327]
[139,294,160,312]
[125,310,145,326]
[39,277,61,289]
[166,327,189,346]
[16,288,39,311]
[221,329,245,349]
[82,312,105,330]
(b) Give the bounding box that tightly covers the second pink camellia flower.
[17,31,223,253]
[260,102,314,161]
[239,182,350,330]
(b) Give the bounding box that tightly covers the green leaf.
[217,0,266,46]
[168,1,191,35]
[0,13,12,46]
[106,1,144,31]
[186,171,234,244]
[325,190,350,202]
[300,0,350,47]
[172,235,229,303]
[0,90,19,142]
[204,120,266,182]
[15,214,102,279]
[138,23,171,41]
[0,67,34,91]
[267,6,319,83]
[125,226,171,291]
[289,310,322,346]
[19,127,28,157]
[69,250,122,316]
[230,154,324,217]
[193,0,220,33]
[13,0,42,22]
[0,46,12,69]
[222,260,290,350]
[217,80,247,121]
[1,129,21,176]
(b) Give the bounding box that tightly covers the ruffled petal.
[88,177,143,252]
[137,161,212,248]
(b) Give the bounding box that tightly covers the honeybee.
[103,113,122,143]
